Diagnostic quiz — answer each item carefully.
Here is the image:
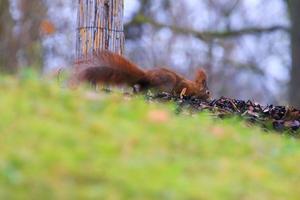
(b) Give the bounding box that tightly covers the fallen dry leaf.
[147,110,170,123]
[211,126,226,138]
[40,19,56,35]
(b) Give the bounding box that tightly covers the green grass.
[0,76,299,199]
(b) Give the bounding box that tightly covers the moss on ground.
[0,76,299,199]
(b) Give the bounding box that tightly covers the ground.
[0,75,299,199]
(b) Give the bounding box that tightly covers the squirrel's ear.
[195,68,207,86]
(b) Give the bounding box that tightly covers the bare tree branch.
[132,14,290,41]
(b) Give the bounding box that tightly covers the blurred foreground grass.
[0,76,299,199]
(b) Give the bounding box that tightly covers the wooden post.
[76,0,124,58]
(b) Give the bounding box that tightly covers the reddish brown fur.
[71,50,210,100]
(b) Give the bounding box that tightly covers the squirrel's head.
[194,68,210,100]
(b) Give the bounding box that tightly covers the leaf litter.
[146,92,300,136]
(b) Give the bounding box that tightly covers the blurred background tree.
[0,0,299,107]
[0,0,47,73]
[287,0,300,108]
[0,0,18,73]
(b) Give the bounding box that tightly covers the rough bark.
[76,0,124,58]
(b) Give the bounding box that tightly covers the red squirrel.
[70,50,210,100]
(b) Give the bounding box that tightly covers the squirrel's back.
[73,51,146,86]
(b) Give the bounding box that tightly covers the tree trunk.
[289,0,300,108]
[0,0,18,73]
[76,0,124,58]
[0,0,46,73]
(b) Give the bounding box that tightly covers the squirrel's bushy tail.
[70,50,146,87]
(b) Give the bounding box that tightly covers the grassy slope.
[0,77,299,199]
